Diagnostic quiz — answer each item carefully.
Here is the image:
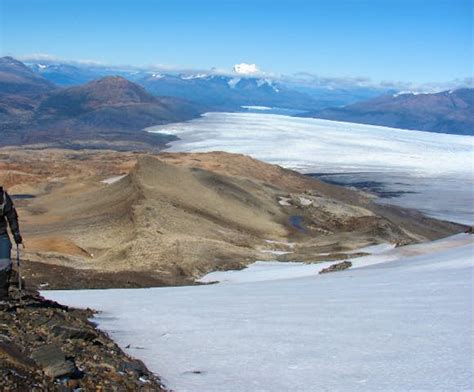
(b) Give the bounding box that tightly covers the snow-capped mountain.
[138,72,317,111]
[25,61,388,111]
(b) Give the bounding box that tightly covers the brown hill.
[3,149,462,288]
[25,76,203,149]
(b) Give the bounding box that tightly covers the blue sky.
[1,0,472,83]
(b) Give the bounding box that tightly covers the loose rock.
[0,282,165,391]
[319,261,352,274]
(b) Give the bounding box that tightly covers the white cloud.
[17,53,106,66]
[17,53,61,62]
[233,63,262,75]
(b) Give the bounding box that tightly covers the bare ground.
[0,147,465,289]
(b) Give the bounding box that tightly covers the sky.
[0,0,472,84]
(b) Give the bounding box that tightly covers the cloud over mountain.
[233,63,262,75]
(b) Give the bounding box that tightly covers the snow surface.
[227,78,240,88]
[148,112,474,224]
[181,74,208,80]
[44,234,474,392]
[199,235,469,284]
[101,174,127,185]
[241,105,273,111]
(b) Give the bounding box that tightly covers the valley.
[3,1,472,390]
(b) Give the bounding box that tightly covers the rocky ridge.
[0,277,164,391]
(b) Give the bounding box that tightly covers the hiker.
[0,187,22,299]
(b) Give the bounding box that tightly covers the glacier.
[44,234,474,392]
[148,112,474,224]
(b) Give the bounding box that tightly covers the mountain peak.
[70,75,158,106]
[0,56,55,94]
[0,55,21,63]
[91,75,132,86]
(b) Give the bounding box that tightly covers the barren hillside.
[0,148,464,288]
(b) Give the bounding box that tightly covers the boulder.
[30,343,77,378]
[319,261,352,274]
[51,325,97,341]
[0,341,37,371]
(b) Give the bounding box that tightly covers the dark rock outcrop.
[319,261,352,274]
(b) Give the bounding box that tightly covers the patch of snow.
[241,105,272,111]
[278,196,291,206]
[38,64,47,69]
[256,79,280,92]
[181,73,208,80]
[101,174,127,185]
[298,197,313,206]
[264,239,296,248]
[348,243,396,254]
[393,91,431,97]
[44,234,474,392]
[261,250,293,256]
[151,73,164,79]
[227,78,241,88]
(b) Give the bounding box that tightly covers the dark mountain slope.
[0,57,57,125]
[0,56,55,95]
[33,76,203,129]
[0,59,205,150]
[300,88,474,135]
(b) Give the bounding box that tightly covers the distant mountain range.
[300,89,474,135]
[137,73,317,111]
[26,60,393,111]
[1,56,472,149]
[0,57,204,149]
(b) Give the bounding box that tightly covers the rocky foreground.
[0,275,165,391]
